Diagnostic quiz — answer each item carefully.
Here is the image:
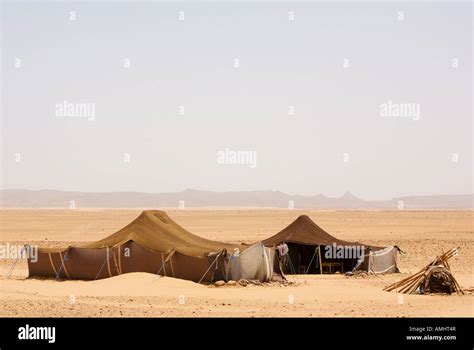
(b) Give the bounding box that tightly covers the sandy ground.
[0,209,472,317]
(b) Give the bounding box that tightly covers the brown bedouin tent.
[27,210,274,283]
[262,215,399,275]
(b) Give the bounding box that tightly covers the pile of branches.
[384,247,463,295]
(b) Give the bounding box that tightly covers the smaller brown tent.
[263,215,396,274]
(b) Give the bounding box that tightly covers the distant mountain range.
[0,189,472,209]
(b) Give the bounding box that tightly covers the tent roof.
[39,210,243,257]
[262,215,381,249]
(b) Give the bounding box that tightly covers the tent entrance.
[280,243,359,274]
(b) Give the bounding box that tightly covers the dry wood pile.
[384,247,463,295]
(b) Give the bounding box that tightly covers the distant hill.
[0,189,472,209]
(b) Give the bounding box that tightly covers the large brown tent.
[263,215,398,274]
[28,210,253,282]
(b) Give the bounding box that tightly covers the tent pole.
[5,245,26,279]
[305,246,318,274]
[197,251,222,284]
[318,245,323,274]
[285,253,299,283]
[112,248,121,275]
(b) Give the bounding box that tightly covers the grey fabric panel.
[230,243,274,282]
[263,247,275,280]
[229,255,240,280]
[369,246,398,273]
[352,246,398,274]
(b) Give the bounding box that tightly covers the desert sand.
[0,209,472,317]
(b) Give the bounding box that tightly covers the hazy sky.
[1,1,472,199]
